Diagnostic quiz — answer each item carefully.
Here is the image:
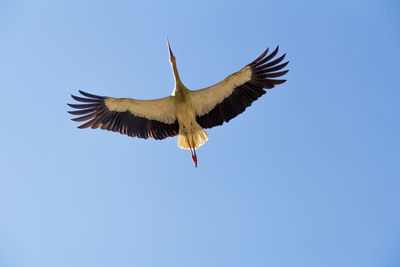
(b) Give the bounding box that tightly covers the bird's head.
[166,37,175,62]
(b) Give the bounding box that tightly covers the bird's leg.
[184,132,197,167]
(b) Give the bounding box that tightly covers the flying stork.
[68,39,289,167]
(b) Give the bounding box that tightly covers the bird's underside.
[68,44,289,167]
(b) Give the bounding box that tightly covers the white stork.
[68,39,289,167]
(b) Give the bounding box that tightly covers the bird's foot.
[191,147,197,168]
[191,153,197,168]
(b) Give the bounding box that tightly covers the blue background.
[1,1,399,266]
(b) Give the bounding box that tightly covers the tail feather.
[178,126,208,150]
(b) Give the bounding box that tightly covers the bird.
[68,38,289,167]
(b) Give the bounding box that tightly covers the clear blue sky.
[1,1,399,266]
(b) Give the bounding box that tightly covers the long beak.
[166,37,175,60]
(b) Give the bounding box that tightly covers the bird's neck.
[171,60,182,84]
[171,61,187,96]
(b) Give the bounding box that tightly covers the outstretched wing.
[68,90,179,140]
[191,46,289,129]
